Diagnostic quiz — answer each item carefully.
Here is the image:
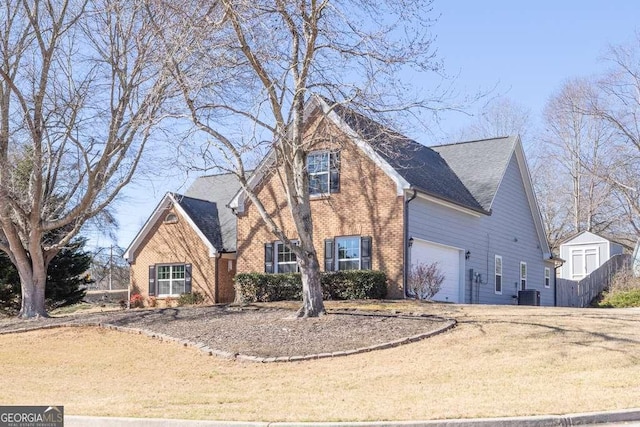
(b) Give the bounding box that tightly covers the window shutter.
[264,243,274,273]
[324,239,335,271]
[330,152,340,193]
[185,264,192,293]
[148,265,156,296]
[361,236,372,270]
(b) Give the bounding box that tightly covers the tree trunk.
[297,254,325,318]
[17,256,49,319]
[290,194,326,318]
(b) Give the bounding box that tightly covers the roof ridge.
[434,135,513,148]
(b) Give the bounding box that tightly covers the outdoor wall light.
[465,250,471,260]
[408,237,414,247]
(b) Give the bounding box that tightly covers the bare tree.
[0,0,172,318]
[150,0,449,317]
[586,34,640,237]
[541,78,616,239]
[457,97,532,142]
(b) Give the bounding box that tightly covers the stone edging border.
[0,310,457,363]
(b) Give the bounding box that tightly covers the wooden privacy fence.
[556,254,631,307]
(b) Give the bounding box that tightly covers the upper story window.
[307,151,340,195]
[164,213,178,224]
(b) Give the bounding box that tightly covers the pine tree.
[0,239,91,313]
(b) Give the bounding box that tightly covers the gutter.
[403,189,418,298]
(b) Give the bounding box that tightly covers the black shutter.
[264,243,274,273]
[148,265,156,296]
[324,239,335,271]
[361,236,372,270]
[330,152,340,193]
[185,264,192,293]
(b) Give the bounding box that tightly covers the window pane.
[309,173,329,194]
[172,265,185,279]
[277,263,298,274]
[307,153,329,173]
[338,238,359,259]
[158,280,171,295]
[496,276,502,293]
[172,280,185,295]
[338,260,360,270]
[157,266,171,280]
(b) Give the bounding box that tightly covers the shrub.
[407,262,445,300]
[321,271,387,300]
[178,291,205,306]
[129,293,144,308]
[147,296,157,308]
[234,270,387,303]
[597,289,640,308]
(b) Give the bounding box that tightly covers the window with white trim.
[307,151,340,195]
[495,255,503,294]
[544,267,551,288]
[336,236,360,270]
[275,241,299,273]
[157,264,185,296]
[520,262,527,290]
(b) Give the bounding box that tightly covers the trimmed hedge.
[234,270,387,303]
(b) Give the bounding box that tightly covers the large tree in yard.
[0,0,172,318]
[151,0,449,317]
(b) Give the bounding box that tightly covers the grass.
[1,301,640,422]
[593,271,640,308]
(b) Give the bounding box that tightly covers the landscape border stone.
[0,308,456,363]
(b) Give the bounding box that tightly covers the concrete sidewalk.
[65,408,640,427]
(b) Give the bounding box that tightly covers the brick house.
[124,174,240,305]
[230,96,556,305]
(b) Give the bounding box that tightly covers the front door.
[570,246,599,280]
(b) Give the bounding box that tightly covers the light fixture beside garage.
[465,250,471,260]
[408,237,414,247]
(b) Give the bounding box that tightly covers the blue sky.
[100,1,640,251]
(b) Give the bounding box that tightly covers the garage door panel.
[411,240,461,303]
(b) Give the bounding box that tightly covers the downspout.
[214,252,221,303]
[403,189,418,297]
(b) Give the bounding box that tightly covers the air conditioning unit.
[518,289,540,306]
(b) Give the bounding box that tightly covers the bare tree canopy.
[0,0,173,318]
[149,0,449,316]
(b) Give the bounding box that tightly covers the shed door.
[570,246,599,280]
[411,240,462,303]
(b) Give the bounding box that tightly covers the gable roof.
[124,173,242,262]
[328,101,486,213]
[431,136,518,211]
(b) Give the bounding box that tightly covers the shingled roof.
[185,173,242,252]
[124,173,242,262]
[432,136,518,211]
[328,101,488,213]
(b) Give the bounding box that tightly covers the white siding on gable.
[408,153,553,306]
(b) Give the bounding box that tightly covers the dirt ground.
[0,302,448,358]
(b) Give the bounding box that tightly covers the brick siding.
[236,112,406,298]
[129,205,235,305]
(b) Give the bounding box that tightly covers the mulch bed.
[0,305,451,359]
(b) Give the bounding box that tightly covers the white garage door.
[411,240,462,303]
